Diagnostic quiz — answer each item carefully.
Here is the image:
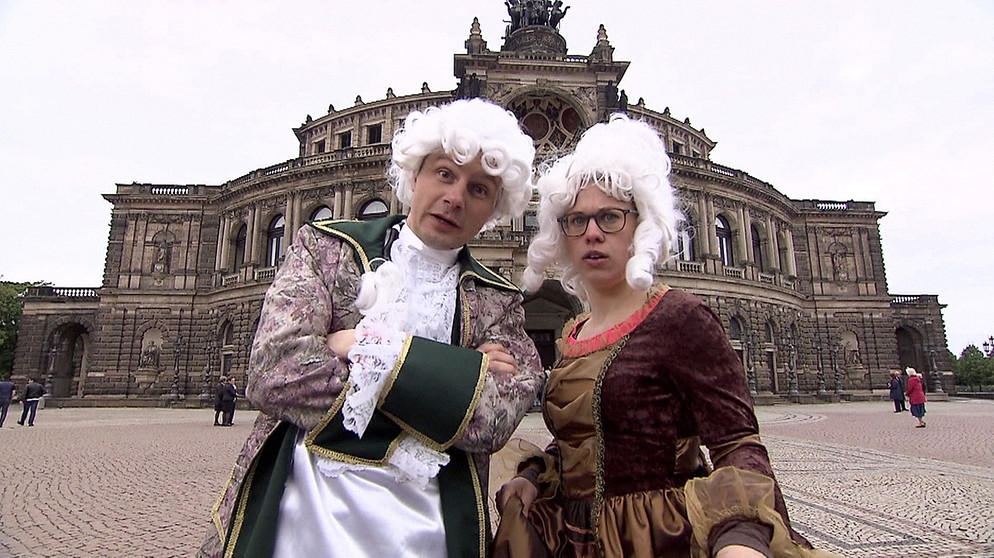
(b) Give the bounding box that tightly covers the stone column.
[216,215,228,271]
[333,188,343,219]
[768,216,780,272]
[783,226,797,276]
[344,188,354,219]
[251,205,263,264]
[743,206,754,266]
[697,194,712,255]
[736,204,748,266]
[285,195,295,246]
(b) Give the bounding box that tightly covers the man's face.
[405,152,502,250]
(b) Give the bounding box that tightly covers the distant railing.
[708,163,737,177]
[150,186,190,196]
[228,145,392,186]
[816,201,849,211]
[678,261,704,273]
[891,295,940,306]
[759,272,775,284]
[723,267,744,279]
[221,274,240,287]
[254,267,277,281]
[24,286,99,299]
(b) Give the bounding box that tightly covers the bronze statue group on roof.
[505,0,570,32]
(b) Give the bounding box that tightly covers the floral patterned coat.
[199,216,543,558]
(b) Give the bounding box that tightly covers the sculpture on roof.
[505,0,570,33]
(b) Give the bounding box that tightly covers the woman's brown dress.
[494,286,838,558]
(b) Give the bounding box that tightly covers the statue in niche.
[456,73,483,100]
[139,342,160,368]
[152,243,171,274]
[828,242,850,282]
[605,81,619,109]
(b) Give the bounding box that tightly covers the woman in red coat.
[904,367,927,428]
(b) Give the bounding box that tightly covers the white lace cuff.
[386,434,451,489]
[312,434,450,488]
[341,319,406,437]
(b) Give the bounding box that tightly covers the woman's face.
[563,185,638,295]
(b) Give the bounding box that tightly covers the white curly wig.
[522,114,681,300]
[388,98,536,229]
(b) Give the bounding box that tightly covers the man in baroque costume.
[199,98,544,558]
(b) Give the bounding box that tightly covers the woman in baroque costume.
[493,114,840,558]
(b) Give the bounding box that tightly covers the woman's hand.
[495,476,539,516]
[715,544,767,558]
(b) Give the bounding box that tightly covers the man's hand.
[326,329,357,360]
[476,342,517,380]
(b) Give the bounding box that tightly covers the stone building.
[14,4,951,403]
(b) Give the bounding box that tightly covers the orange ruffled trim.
[564,285,668,358]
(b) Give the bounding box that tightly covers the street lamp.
[783,332,799,397]
[814,335,828,396]
[745,334,758,396]
[831,338,846,396]
[44,345,58,396]
[200,343,216,402]
[167,334,183,400]
[929,347,944,393]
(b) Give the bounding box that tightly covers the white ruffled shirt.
[274,224,462,557]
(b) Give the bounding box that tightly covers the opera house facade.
[14,6,951,404]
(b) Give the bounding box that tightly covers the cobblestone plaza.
[2,400,992,557]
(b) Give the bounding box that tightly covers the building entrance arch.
[46,322,91,398]
[523,280,583,370]
[895,325,933,392]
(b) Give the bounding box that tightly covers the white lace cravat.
[330,225,461,488]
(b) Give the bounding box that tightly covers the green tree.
[0,280,45,378]
[953,344,994,391]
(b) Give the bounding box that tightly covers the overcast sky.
[1,1,991,353]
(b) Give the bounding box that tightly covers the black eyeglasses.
[557,208,638,237]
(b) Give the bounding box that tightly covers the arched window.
[677,222,696,262]
[751,224,765,272]
[266,216,285,267]
[764,320,775,344]
[310,205,333,221]
[728,317,742,340]
[716,215,734,267]
[221,322,235,347]
[358,199,389,221]
[233,224,247,270]
[219,322,235,378]
[777,229,791,273]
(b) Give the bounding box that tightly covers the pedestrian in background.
[212,375,227,426]
[888,370,906,412]
[0,375,16,427]
[905,367,927,428]
[219,376,237,427]
[17,377,46,426]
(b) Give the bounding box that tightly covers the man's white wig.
[522,114,681,300]
[388,98,536,228]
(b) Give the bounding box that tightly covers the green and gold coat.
[198,216,543,558]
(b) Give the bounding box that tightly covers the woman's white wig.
[388,98,536,229]
[905,367,918,377]
[522,114,681,300]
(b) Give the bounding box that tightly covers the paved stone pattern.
[2,400,993,557]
